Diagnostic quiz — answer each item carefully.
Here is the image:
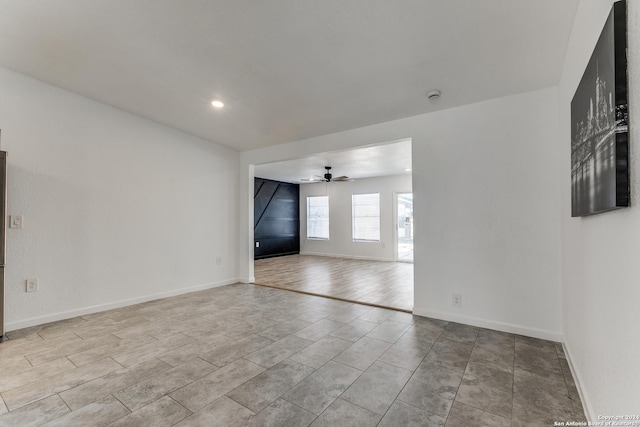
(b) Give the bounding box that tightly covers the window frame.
[351,192,381,242]
[306,195,330,240]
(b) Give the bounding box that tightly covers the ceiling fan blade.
[300,178,323,182]
[332,176,353,182]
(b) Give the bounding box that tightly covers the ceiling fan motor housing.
[324,166,332,181]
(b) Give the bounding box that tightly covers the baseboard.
[5,278,240,332]
[412,306,562,342]
[562,341,594,421]
[240,277,256,283]
[299,251,395,262]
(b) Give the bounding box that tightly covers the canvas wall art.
[571,0,629,217]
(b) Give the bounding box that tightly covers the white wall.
[0,67,240,330]
[559,0,640,417]
[299,174,412,261]
[413,89,562,340]
[240,86,563,340]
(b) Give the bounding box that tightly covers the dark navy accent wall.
[254,177,300,259]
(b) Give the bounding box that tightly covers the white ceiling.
[254,139,412,184]
[0,1,579,152]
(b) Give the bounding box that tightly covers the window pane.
[352,193,380,241]
[307,196,329,239]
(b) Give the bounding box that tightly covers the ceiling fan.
[300,166,353,183]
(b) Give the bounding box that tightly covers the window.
[307,196,329,239]
[352,193,380,241]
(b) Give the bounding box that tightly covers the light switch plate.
[10,215,23,229]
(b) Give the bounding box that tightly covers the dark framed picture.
[571,0,629,217]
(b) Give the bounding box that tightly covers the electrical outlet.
[26,278,39,293]
[10,215,23,229]
[216,256,222,266]
[452,293,462,307]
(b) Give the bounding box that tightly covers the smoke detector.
[427,90,441,100]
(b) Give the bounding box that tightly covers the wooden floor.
[254,255,414,312]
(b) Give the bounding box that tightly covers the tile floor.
[0,283,586,426]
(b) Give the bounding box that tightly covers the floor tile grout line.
[194,355,220,370]
[278,396,320,420]
[224,358,316,415]
[281,356,367,419]
[110,393,134,422]
[166,394,194,421]
[18,349,37,369]
[0,394,7,415]
[453,330,516,422]
[554,342,579,418]
[64,357,170,412]
[307,393,339,424]
[65,354,84,369]
[223,394,257,416]
[450,400,512,425]
[450,381,514,421]
[394,396,448,422]
[335,353,413,424]
[56,391,73,414]
[108,356,126,370]
[385,330,441,422]
[441,331,478,426]
[555,344,572,393]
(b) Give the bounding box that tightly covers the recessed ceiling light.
[211,100,224,108]
[405,168,412,172]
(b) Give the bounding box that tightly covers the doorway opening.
[250,139,414,312]
[396,193,413,262]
